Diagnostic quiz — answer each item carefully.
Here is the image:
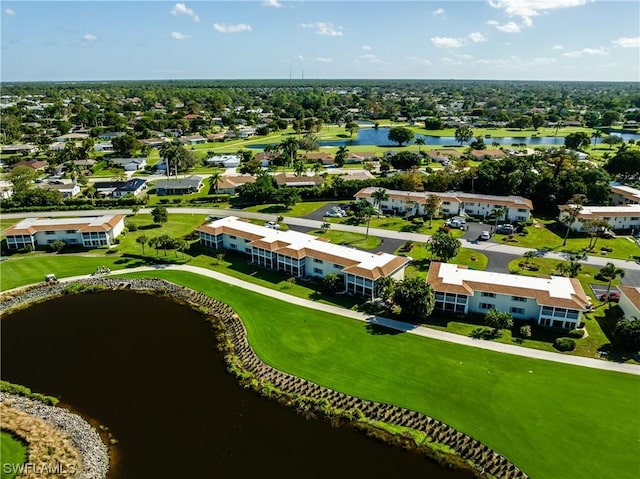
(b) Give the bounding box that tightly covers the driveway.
[304,203,346,222]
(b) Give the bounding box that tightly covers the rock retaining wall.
[1,279,528,479]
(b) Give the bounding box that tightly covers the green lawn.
[399,243,488,279]
[117,269,640,479]
[310,229,381,249]
[241,201,339,217]
[327,215,465,238]
[0,431,28,479]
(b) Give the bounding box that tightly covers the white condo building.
[197,216,409,298]
[4,215,126,250]
[427,262,591,329]
[610,185,640,205]
[355,187,533,222]
[558,204,640,232]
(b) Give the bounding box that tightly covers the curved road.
[24,263,637,376]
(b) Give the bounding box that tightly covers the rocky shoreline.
[1,278,528,479]
[0,393,109,479]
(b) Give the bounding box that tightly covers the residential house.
[179,134,207,145]
[94,178,147,198]
[49,142,66,152]
[196,216,409,298]
[140,138,168,148]
[110,157,147,171]
[153,176,203,195]
[346,152,378,164]
[301,152,334,166]
[207,132,226,142]
[470,149,506,161]
[558,204,640,232]
[4,214,126,250]
[274,173,324,188]
[426,149,462,163]
[55,132,89,143]
[0,181,13,200]
[330,171,375,181]
[610,185,640,205]
[427,262,591,330]
[619,286,640,319]
[98,131,125,141]
[1,144,38,155]
[206,155,241,168]
[355,187,533,222]
[215,175,256,195]
[94,142,114,152]
[37,182,81,198]
[11,160,49,171]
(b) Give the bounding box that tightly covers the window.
[480,303,494,310]
[45,231,55,235]
[481,292,496,298]
[510,307,525,315]
[244,239,250,243]
[66,230,75,234]
[518,208,527,213]
[230,244,237,250]
[511,296,526,302]
[313,258,323,264]
[229,235,236,240]
[313,267,323,275]
[333,263,342,269]
[245,247,251,253]
[443,201,450,205]
[603,217,611,221]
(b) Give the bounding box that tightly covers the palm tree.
[364,203,379,239]
[371,188,388,211]
[599,262,625,298]
[334,145,348,168]
[208,169,223,194]
[292,159,307,177]
[555,262,571,276]
[425,194,441,227]
[415,137,425,154]
[491,207,506,230]
[280,137,299,168]
[560,194,587,246]
[591,129,602,147]
[136,235,148,255]
[311,161,323,176]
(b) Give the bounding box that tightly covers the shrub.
[125,221,138,232]
[612,318,640,350]
[49,240,66,252]
[519,325,532,338]
[554,337,576,351]
[567,329,585,339]
[528,265,540,271]
[412,217,424,225]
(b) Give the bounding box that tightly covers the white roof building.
[610,185,640,205]
[558,204,640,232]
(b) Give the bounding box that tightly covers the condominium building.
[197,216,409,298]
[427,262,591,329]
[4,214,126,250]
[355,187,533,222]
[558,204,640,232]
[610,185,640,205]
[619,286,640,319]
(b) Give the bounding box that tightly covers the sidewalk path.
[76,264,640,376]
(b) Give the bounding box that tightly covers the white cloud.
[294,55,305,61]
[468,32,487,43]
[213,23,252,33]
[314,57,333,63]
[433,8,445,16]
[487,20,521,33]
[262,0,282,7]
[361,45,372,51]
[562,46,607,57]
[170,3,200,22]
[488,0,590,26]
[407,56,432,65]
[529,56,557,65]
[83,33,97,41]
[355,53,385,65]
[612,37,640,48]
[5,8,15,16]
[300,22,343,37]
[551,44,564,50]
[431,37,464,48]
[171,31,192,40]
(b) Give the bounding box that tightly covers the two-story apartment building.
[4,214,126,250]
[610,185,640,205]
[355,188,533,222]
[427,262,591,329]
[619,286,640,319]
[558,204,640,232]
[197,216,409,298]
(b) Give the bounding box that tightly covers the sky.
[1,0,639,82]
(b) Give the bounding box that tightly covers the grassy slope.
[0,431,27,479]
[118,270,639,479]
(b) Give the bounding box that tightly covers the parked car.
[264,221,280,230]
[496,224,515,234]
[324,210,344,218]
[599,292,620,302]
[479,231,491,241]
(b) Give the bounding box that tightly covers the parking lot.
[590,284,621,301]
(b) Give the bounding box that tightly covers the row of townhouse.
[4,214,126,250]
[427,262,591,330]
[355,187,533,222]
[197,216,409,299]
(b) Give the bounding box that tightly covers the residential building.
[98,131,125,141]
[179,134,207,145]
[215,175,256,194]
[0,181,13,199]
[558,204,640,232]
[427,262,591,329]
[206,155,241,168]
[4,214,126,250]
[11,160,49,171]
[426,149,462,162]
[470,149,506,161]
[275,173,324,188]
[94,178,147,198]
[94,142,114,152]
[355,187,533,222]
[110,157,147,171]
[154,176,203,195]
[619,286,640,319]
[197,216,409,298]
[1,144,38,154]
[610,185,640,205]
[55,132,89,142]
[37,182,81,198]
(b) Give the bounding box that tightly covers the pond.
[247,127,640,149]
[1,291,473,479]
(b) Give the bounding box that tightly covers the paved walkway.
[47,263,638,376]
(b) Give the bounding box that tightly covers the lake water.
[1,291,473,479]
[247,127,640,149]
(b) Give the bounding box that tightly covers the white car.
[479,231,491,241]
[264,221,281,230]
[324,211,344,217]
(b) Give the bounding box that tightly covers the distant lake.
[247,127,640,149]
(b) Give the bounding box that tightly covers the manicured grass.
[328,215,465,238]
[118,269,640,479]
[0,218,19,234]
[118,214,207,254]
[242,201,336,217]
[310,229,381,249]
[399,243,488,279]
[0,431,27,479]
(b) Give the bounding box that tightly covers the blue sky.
[1,1,639,82]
